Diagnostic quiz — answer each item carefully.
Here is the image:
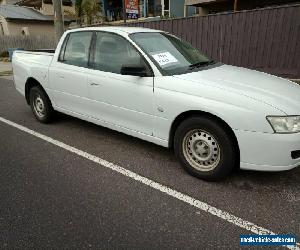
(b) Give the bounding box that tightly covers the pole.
[234,0,238,12]
[60,0,64,27]
[122,0,127,23]
[143,0,147,17]
[53,0,64,43]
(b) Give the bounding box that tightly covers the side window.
[60,32,93,68]
[94,32,149,75]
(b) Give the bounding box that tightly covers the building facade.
[15,0,75,19]
[0,0,19,4]
[101,0,188,22]
[0,5,70,35]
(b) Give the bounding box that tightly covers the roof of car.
[68,26,163,35]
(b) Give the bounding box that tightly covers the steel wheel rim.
[33,94,45,118]
[182,129,221,172]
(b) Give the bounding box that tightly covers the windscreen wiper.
[189,60,215,69]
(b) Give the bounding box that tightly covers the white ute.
[12,27,300,180]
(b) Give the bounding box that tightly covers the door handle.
[58,74,64,79]
[90,82,100,86]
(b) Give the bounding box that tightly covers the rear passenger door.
[49,31,93,115]
[86,31,154,136]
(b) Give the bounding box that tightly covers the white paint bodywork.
[12,26,300,172]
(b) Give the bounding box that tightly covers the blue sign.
[240,234,297,246]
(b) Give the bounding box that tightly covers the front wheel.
[174,116,237,181]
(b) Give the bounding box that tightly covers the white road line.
[0,116,299,250]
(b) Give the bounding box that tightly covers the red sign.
[125,0,139,19]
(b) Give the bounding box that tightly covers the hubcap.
[182,129,220,172]
[33,95,45,118]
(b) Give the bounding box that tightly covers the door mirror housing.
[121,65,148,77]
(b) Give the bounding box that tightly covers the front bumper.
[234,129,300,171]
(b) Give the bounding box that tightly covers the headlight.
[267,116,300,133]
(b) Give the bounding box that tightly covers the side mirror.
[121,65,148,77]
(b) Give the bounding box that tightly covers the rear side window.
[60,32,93,68]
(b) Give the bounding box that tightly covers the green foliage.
[78,0,103,25]
[160,12,176,20]
[0,50,9,58]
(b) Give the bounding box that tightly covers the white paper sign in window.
[152,52,178,66]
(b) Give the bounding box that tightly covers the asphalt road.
[0,77,299,249]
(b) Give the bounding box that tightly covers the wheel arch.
[25,77,49,105]
[168,110,240,169]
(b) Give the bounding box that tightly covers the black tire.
[174,116,237,181]
[29,86,54,123]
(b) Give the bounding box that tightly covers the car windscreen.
[130,32,214,75]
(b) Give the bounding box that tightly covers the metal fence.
[1,4,299,78]
[0,35,56,55]
[124,4,300,79]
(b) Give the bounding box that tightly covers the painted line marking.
[0,116,299,250]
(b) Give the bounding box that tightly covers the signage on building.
[125,0,139,19]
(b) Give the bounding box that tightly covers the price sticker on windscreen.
[152,52,178,66]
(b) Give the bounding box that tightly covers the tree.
[81,0,102,25]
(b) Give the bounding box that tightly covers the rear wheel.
[29,86,54,123]
[174,116,236,181]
